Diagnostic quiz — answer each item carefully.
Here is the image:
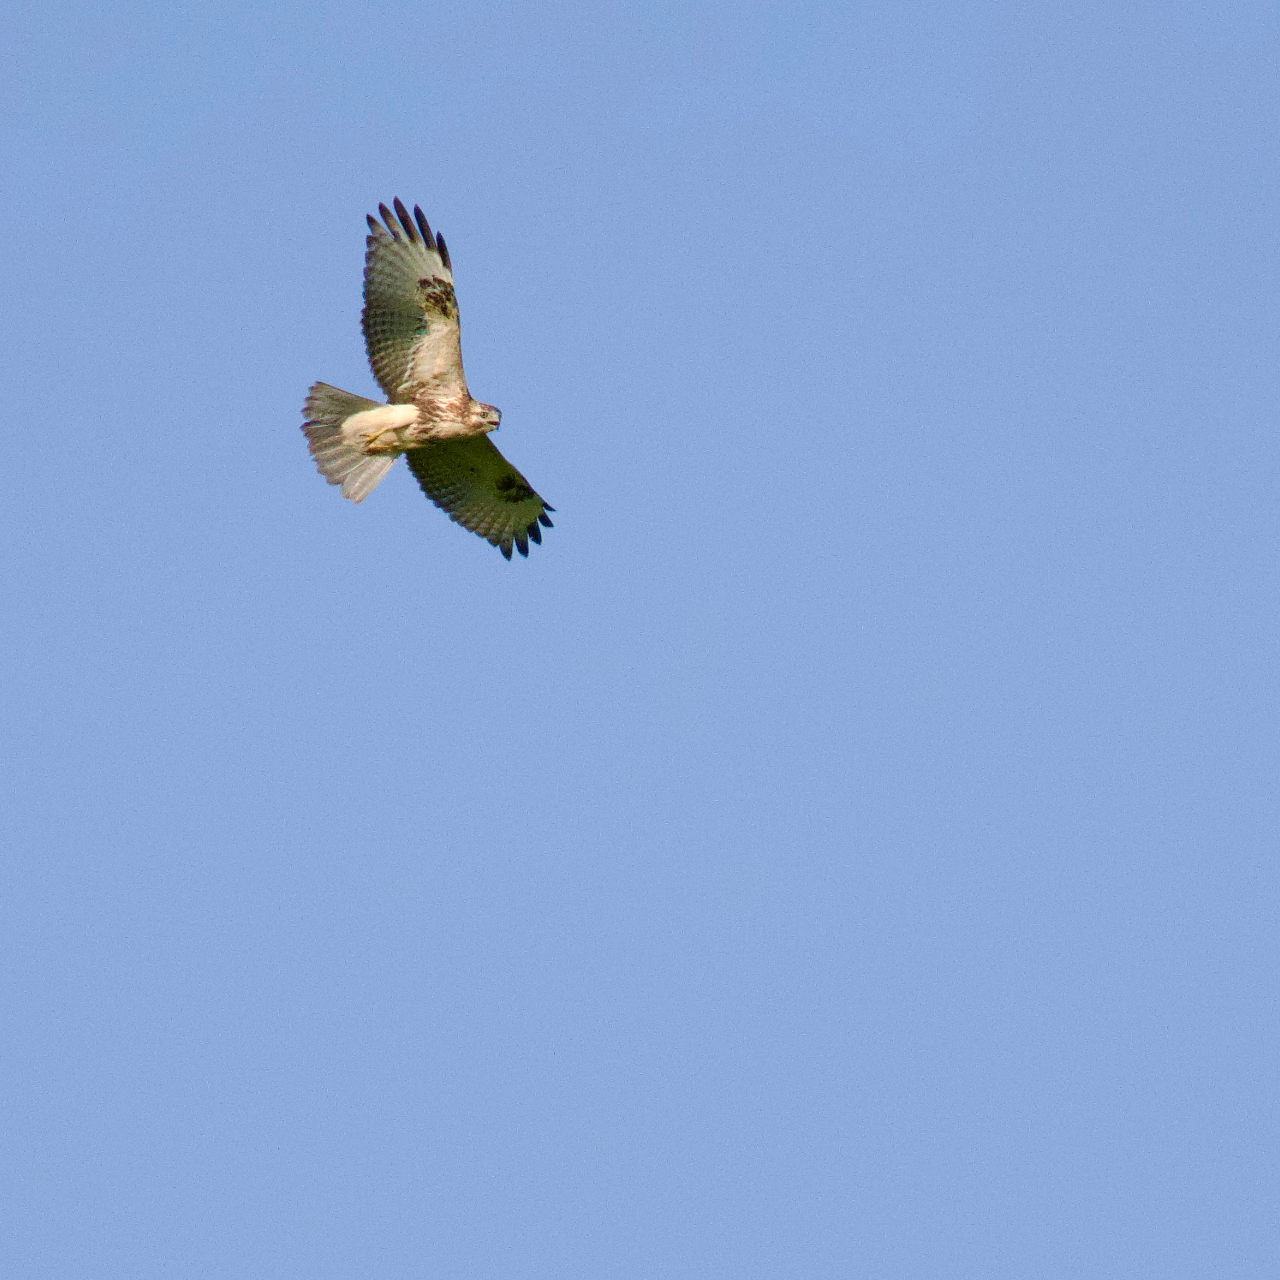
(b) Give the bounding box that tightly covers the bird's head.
[469,400,502,432]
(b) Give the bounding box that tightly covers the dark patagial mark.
[495,473,536,503]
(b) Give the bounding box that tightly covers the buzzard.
[302,199,553,559]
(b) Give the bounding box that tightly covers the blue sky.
[2,2,1277,1276]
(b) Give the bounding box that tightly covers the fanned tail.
[301,382,396,503]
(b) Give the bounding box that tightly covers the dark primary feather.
[413,205,434,249]
[393,197,417,242]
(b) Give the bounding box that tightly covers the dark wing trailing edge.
[403,437,554,559]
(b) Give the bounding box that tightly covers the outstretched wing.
[362,199,465,402]
[403,437,555,560]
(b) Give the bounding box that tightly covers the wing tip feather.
[393,197,418,242]
[413,205,435,251]
[368,200,450,272]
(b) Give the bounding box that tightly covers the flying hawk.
[302,199,553,559]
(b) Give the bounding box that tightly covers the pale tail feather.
[302,381,396,503]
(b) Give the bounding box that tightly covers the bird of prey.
[302,199,553,559]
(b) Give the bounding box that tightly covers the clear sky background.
[2,2,1277,1276]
